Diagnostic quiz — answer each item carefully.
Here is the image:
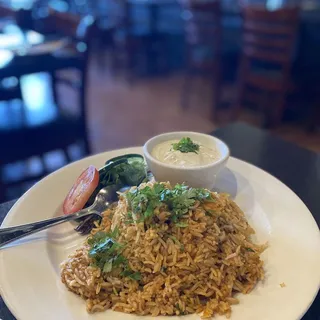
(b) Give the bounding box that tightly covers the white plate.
[0,147,319,320]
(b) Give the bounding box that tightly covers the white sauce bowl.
[143,132,230,190]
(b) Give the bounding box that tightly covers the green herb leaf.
[125,183,213,226]
[88,233,114,257]
[169,235,178,243]
[175,222,188,228]
[87,231,108,246]
[110,226,120,239]
[205,209,217,217]
[88,229,126,273]
[144,202,155,218]
[87,228,142,281]
[103,261,113,273]
[125,212,135,225]
[113,255,127,267]
[128,272,142,281]
[172,137,200,154]
[246,248,255,252]
[121,269,141,281]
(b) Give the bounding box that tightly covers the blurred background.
[0,0,319,201]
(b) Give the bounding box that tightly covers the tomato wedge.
[63,165,99,215]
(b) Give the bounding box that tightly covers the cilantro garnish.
[172,137,199,154]
[175,222,188,228]
[125,183,214,226]
[87,228,141,281]
[121,270,142,280]
[88,228,124,271]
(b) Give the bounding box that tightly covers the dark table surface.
[0,21,78,79]
[0,122,319,320]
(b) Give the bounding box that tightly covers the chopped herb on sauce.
[172,137,200,154]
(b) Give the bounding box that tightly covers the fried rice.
[60,182,266,318]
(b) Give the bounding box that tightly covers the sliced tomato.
[63,165,99,215]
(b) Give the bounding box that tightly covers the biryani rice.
[61,182,266,318]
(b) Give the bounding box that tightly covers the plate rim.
[0,147,319,320]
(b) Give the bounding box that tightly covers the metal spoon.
[0,185,127,248]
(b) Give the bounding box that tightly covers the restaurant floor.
[87,58,320,154]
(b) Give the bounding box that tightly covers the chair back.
[241,6,300,66]
[234,6,300,126]
[182,1,222,66]
[0,11,97,201]
[45,9,97,153]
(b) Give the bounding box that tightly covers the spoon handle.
[0,209,94,248]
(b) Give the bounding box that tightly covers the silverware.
[0,185,127,248]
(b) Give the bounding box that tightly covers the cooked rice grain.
[61,188,266,318]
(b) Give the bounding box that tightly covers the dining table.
[0,19,80,80]
[0,121,319,319]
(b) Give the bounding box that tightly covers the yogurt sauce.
[152,139,220,167]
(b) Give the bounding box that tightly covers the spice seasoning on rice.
[61,182,267,318]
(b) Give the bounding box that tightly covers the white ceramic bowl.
[143,131,230,189]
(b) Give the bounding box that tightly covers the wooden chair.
[109,0,162,80]
[47,10,97,153]
[235,6,300,126]
[180,0,222,120]
[0,11,97,202]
